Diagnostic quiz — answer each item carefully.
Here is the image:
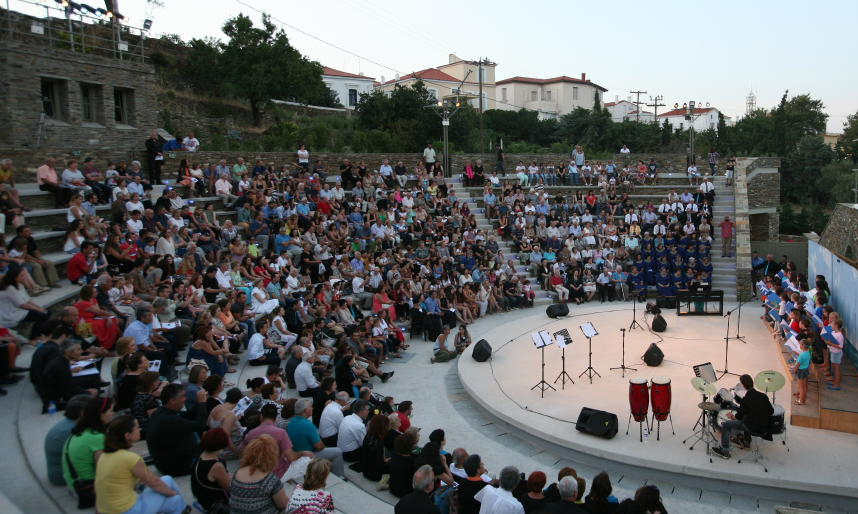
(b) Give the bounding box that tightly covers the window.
[572,87,579,101]
[544,90,552,101]
[41,78,68,120]
[679,122,684,130]
[113,87,135,125]
[79,83,103,123]
[348,88,358,106]
[531,90,537,101]
[501,88,507,102]
[427,88,438,100]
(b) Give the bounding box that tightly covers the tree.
[780,135,834,203]
[771,91,827,157]
[837,110,858,162]
[184,14,337,126]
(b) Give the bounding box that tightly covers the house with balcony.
[321,66,375,109]
[374,54,497,110]
[494,74,607,120]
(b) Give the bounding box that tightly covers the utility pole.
[630,90,647,123]
[646,95,665,122]
[478,57,485,154]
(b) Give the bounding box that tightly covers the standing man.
[707,148,720,176]
[144,130,163,185]
[718,216,734,258]
[423,142,437,173]
[496,145,505,174]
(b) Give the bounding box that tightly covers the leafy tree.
[780,135,834,203]
[837,110,858,162]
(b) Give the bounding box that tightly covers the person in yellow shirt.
[95,415,186,514]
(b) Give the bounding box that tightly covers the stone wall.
[749,213,780,241]
[0,41,157,178]
[744,157,781,242]
[819,204,858,262]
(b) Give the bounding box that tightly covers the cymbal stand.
[610,328,637,378]
[682,393,716,462]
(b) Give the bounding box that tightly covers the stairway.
[709,175,738,301]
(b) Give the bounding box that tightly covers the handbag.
[64,438,96,509]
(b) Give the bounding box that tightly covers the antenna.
[746,90,757,116]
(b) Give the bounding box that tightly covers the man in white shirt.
[285,268,306,294]
[423,143,437,171]
[295,353,320,398]
[319,391,349,447]
[699,177,716,203]
[126,210,144,234]
[474,466,524,514]
[182,131,200,152]
[351,272,374,309]
[215,262,232,290]
[337,399,369,461]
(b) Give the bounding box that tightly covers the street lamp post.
[674,100,710,165]
[432,97,463,178]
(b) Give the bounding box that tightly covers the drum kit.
[626,376,675,442]
[682,370,789,462]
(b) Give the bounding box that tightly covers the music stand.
[553,329,574,389]
[530,330,556,398]
[578,322,601,383]
[629,294,644,331]
[610,328,637,377]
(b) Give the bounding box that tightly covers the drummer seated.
[712,374,774,460]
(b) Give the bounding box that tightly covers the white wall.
[322,76,375,110]
[660,109,722,131]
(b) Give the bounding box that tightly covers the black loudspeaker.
[546,303,569,318]
[651,314,667,332]
[575,407,618,439]
[643,343,664,366]
[472,339,492,362]
[656,297,675,310]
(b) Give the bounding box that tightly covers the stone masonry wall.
[0,41,157,170]
[819,204,858,261]
[747,172,780,210]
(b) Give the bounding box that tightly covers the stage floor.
[457,302,858,500]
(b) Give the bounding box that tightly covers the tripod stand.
[629,294,644,331]
[610,328,637,378]
[730,292,748,344]
[531,346,556,398]
[682,393,717,461]
[717,310,741,380]
[578,336,601,384]
[554,345,574,389]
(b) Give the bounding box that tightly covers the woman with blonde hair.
[286,458,335,513]
[229,435,289,514]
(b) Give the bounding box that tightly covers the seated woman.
[188,324,231,377]
[286,459,335,513]
[229,435,288,514]
[62,396,115,509]
[431,326,456,364]
[454,324,472,353]
[360,414,390,482]
[131,371,164,439]
[191,428,231,512]
[250,279,279,316]
[95,415,185,514]
[74,284,121,350]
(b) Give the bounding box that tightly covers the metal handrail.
[2,0,148,63]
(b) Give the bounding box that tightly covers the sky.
[22,0,855,132]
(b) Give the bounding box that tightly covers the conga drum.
[650,377,675,440]
[627,377,649,442]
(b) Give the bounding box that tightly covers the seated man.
[712,374,774,460]
[242,404,313,479]
[286,398,345,476]
[145,383,208,476]
[337,399,369,462]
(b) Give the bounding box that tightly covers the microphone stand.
[610,328,637,378]
[731,291,748,344]
[717,310,741,379]
[629,293,643,331]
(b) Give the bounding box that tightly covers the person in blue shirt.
[697,256,713,275]
[672,269,686,293]
[656,269,674,298]
[642,256,657,285]
[791,338,812,405]
[627,266,646,301]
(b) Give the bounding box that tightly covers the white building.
[494,73,607,120]
[604,100,656,123]
[657,107,728,132]
[321,66,375,109]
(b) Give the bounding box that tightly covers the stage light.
[143,19,153,30]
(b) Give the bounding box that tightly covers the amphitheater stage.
[457,301,858,505]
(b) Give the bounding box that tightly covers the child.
[791,339,811,405]
[824,319,845,390]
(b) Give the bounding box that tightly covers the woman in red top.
[73,284,120,350]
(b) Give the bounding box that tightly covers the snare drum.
[650,377,672,422]
[715,409,737,429]
[714,387,733,407]
[629,377,649,422]
[771,404,785,435]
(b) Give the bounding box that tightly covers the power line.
[630,90,647,123]
[647,94,665,121]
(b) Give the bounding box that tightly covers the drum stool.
[737,429,774,472]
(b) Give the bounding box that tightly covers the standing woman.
[62,396,115,508]
[95,415,185,514]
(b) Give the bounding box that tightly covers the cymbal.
[755,370,786,393]
[691,377,716,395]
[698,401,720,412]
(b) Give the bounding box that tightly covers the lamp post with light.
[674,101,710,165]
[432,96,463,177]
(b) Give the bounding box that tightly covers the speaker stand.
[629,294,644,331]
[531,346,556,398]
[610,328,637,378]
[578,336,601,384]
[553,346,574,389]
